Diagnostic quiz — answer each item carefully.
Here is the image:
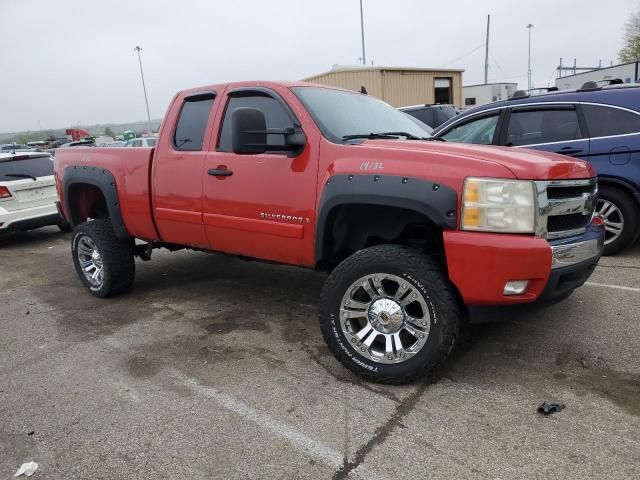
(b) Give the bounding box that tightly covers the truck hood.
[358,140,595,180]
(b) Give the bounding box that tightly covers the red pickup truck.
[54,81,604,383]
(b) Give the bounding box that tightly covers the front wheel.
[319,245,463,384]
[71,219,135,297]
[597,186,640,256]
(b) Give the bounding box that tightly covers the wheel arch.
[63,166,129,239]
[315,174,458,269]
[597,176,640,207]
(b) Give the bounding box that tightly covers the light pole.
[359,0,366,65]
[134,46,152,132]
[526,24,534,93]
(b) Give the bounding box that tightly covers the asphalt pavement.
[1,227,639,479]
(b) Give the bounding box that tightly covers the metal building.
[462,82,518,107]
[303,66,464,107]
[555,61,640,90]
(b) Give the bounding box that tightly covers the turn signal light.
[0,186,11,199]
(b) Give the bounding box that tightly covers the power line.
[440,44,485,68]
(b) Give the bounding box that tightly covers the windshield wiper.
[342,133,402,140]
[5,173,37,181]
[374,131,429,140]
[424,136,446,142]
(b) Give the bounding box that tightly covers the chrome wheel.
[76,235,104,288]
[597,199,624,246]
[340,273,431,364]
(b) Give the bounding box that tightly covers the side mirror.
[231,106,307,156]
[232,107,267,155]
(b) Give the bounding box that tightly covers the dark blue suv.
[432,84,640,255]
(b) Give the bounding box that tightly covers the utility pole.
[526,24,534,93]
[484,14,490,84]
[134,46,152,132]
[359,0,366,65]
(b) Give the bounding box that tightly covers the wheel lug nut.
[351,338,356,343]
[387,355,393,360]
[419,334,425,338]
[412,293,417,298]
[360,347,366,352]
[402,284,407,289]
[400,352,405,357]
[422,322,427,326]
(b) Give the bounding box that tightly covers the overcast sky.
[0,0,636,132]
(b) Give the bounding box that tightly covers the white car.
[124,137,157,147]
[0,152,68,235]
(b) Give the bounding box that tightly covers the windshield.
[292,86,429,142]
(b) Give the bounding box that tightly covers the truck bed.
[54,147,159,241]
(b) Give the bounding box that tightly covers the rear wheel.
[319,245,463,384]
[597,186,639,256]
[71,219,135,297]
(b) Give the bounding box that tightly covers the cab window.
[173,95,215,151]
[218,94,291,152]
[440,113,500,144]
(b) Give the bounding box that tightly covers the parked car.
[60,140,96,148]
[432,84,640,255]
[125,137,156,147]
[54,81,603,384]
[402,112,433,135]
[1,143,34,153]
[399,104,458,128]
[0,152,69,235]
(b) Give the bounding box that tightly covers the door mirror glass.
[231,107,267,155]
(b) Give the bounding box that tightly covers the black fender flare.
[315,174,458,263]
[63,165,129,239]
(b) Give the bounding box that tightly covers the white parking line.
[584,282,640,293]
[167,368,382,480]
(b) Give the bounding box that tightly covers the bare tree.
[619,11,640,62]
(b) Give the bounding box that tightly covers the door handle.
[555,147,583,156]
[208,168,233,177]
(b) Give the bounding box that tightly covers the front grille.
[547,213,591,232]
[536,179,597,239]
[547,184,595,200]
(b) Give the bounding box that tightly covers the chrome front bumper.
[550,226,604,269]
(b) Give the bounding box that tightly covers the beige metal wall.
[304,68,464,107]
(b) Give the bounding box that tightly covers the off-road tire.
[599,186,639,256]
[71,219,135,297]
[319,245,463,384]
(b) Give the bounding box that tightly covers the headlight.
[462,178,535,233]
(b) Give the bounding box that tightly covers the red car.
[54,81,604,383]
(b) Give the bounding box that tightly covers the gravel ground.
[1,227,639,479]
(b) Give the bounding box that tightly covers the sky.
[0,0,637,132]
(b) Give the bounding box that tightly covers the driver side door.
[202,88,319,266]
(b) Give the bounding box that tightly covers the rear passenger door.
[152,91,218,248]
[580,103,640,169]
[501,104,590,160]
